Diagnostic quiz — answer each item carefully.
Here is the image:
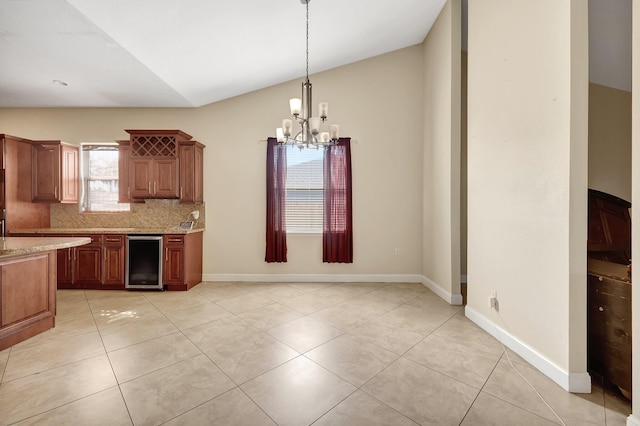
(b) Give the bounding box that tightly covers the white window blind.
[80,144,130,212]
[286,147,323,233]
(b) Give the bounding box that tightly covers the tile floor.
[0,281,631,425]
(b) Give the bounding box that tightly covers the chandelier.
[276,0,339,149]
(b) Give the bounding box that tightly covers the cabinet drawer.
[164,235,184,245]
[77,234,103,245]
[103,235,125,245]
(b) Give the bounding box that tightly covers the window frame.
[79,143,130,213]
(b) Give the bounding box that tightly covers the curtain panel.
[265,137,288,262]
[323,138,353,263]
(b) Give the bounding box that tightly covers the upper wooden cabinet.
[31,141,78,203]
[119,130,204,203]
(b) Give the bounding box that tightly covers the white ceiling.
[0,0,445,107]
[0,0,631,108]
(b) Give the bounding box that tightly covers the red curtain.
[265,138,287,262]
[323,138,353,263]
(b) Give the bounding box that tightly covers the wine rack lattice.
[131,135,177,157]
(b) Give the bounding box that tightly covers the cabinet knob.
[599,306,604,312]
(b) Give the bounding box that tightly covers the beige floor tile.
[108,332,202,383]
[120,354,235,426]
[604,388,632,425]
[381,304,452,335]
[310,302,378,332]
[13,312,97,348]
[267,316,343,353]
[196,283,253,302]
[0,349,9,382]
[256,284,308,302]
[98,314,179,352]
[365,286,422,305]
[13,386,132,426]
[278,292,344,314]
[163,387,276,426]
[0,354,117,425]
[3,331,105,382]
[433,315,504,355]
[313,390,418,426]
[483,358,604,425]
[404,333,501,389]
[241,356,356,426]
[405,293,464,316]
[461,391,557,425]
[348,318,426,355]
[216,292,274,314]
[90,299,162,330]
[362,358,478,425]
[340,294,402,317]
[306,334,398,386]
[286,282,337,291]
[56,298,92,317]
[161,300,232,330]
[143,290,210,311]
[238,302,304,330]
[56,289,88,303]
[184,317,299,383]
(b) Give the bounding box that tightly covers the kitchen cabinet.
[103,234,126,287]
[163,232,203,291]
[179,141,204,203]
[120,130,204,202]
[52,234,126,289]
[56,234,103,288]
[31,141,79,203]
[129,157,179,199]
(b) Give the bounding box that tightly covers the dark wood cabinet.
[31,141,78,203]
[51,234,126,289]
[179,141,204,203]
[103,235,126,287]
[587,259,631,396]
[163,232,203,291]
[120,130,204,203]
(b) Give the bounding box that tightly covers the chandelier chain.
[305,0,309,80]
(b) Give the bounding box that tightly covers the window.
[80,144,129,212]
[286,147,323,233]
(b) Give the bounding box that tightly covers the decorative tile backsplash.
[50,200,205,229]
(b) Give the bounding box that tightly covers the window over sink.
[79,144,130,212]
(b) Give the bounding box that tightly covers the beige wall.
[0,46,425,278]
[422,0,461,301]
[467,0,588,381]
[588,83,632,202]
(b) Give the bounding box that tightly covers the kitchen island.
[0,236,90,350]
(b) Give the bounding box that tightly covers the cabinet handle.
[68,249,71,261]
[54,186,58,199]
[148,182,152,194]
[73,248,77,261]
[154,182,157,194]
[180,186,183,198]
[165,248,169,261]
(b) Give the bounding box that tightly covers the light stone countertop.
[0,237,91,256]
[10,227,205,235]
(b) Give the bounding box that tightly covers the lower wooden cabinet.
[0,251,56,350]
[55,234,124,290]
[163,233,203,291]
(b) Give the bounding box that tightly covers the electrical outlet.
[489,291,499,311]
[394,248,400,256]
[191,210,200,220]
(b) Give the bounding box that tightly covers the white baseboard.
[465,306,591,393]
[421,275,463,305]
[203,273,424,284]
[627,415,640,426]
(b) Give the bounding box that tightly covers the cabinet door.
[74,246,102,285]
[56,247,73,288]
[163,235,184,285]
[60,145,78,203]
[179,143,204,203]
[103,235,125,287]
[129,158,153,198]
[154,159,179,198]
[32,143,60,202]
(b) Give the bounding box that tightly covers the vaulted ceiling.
[0,0,631,108]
